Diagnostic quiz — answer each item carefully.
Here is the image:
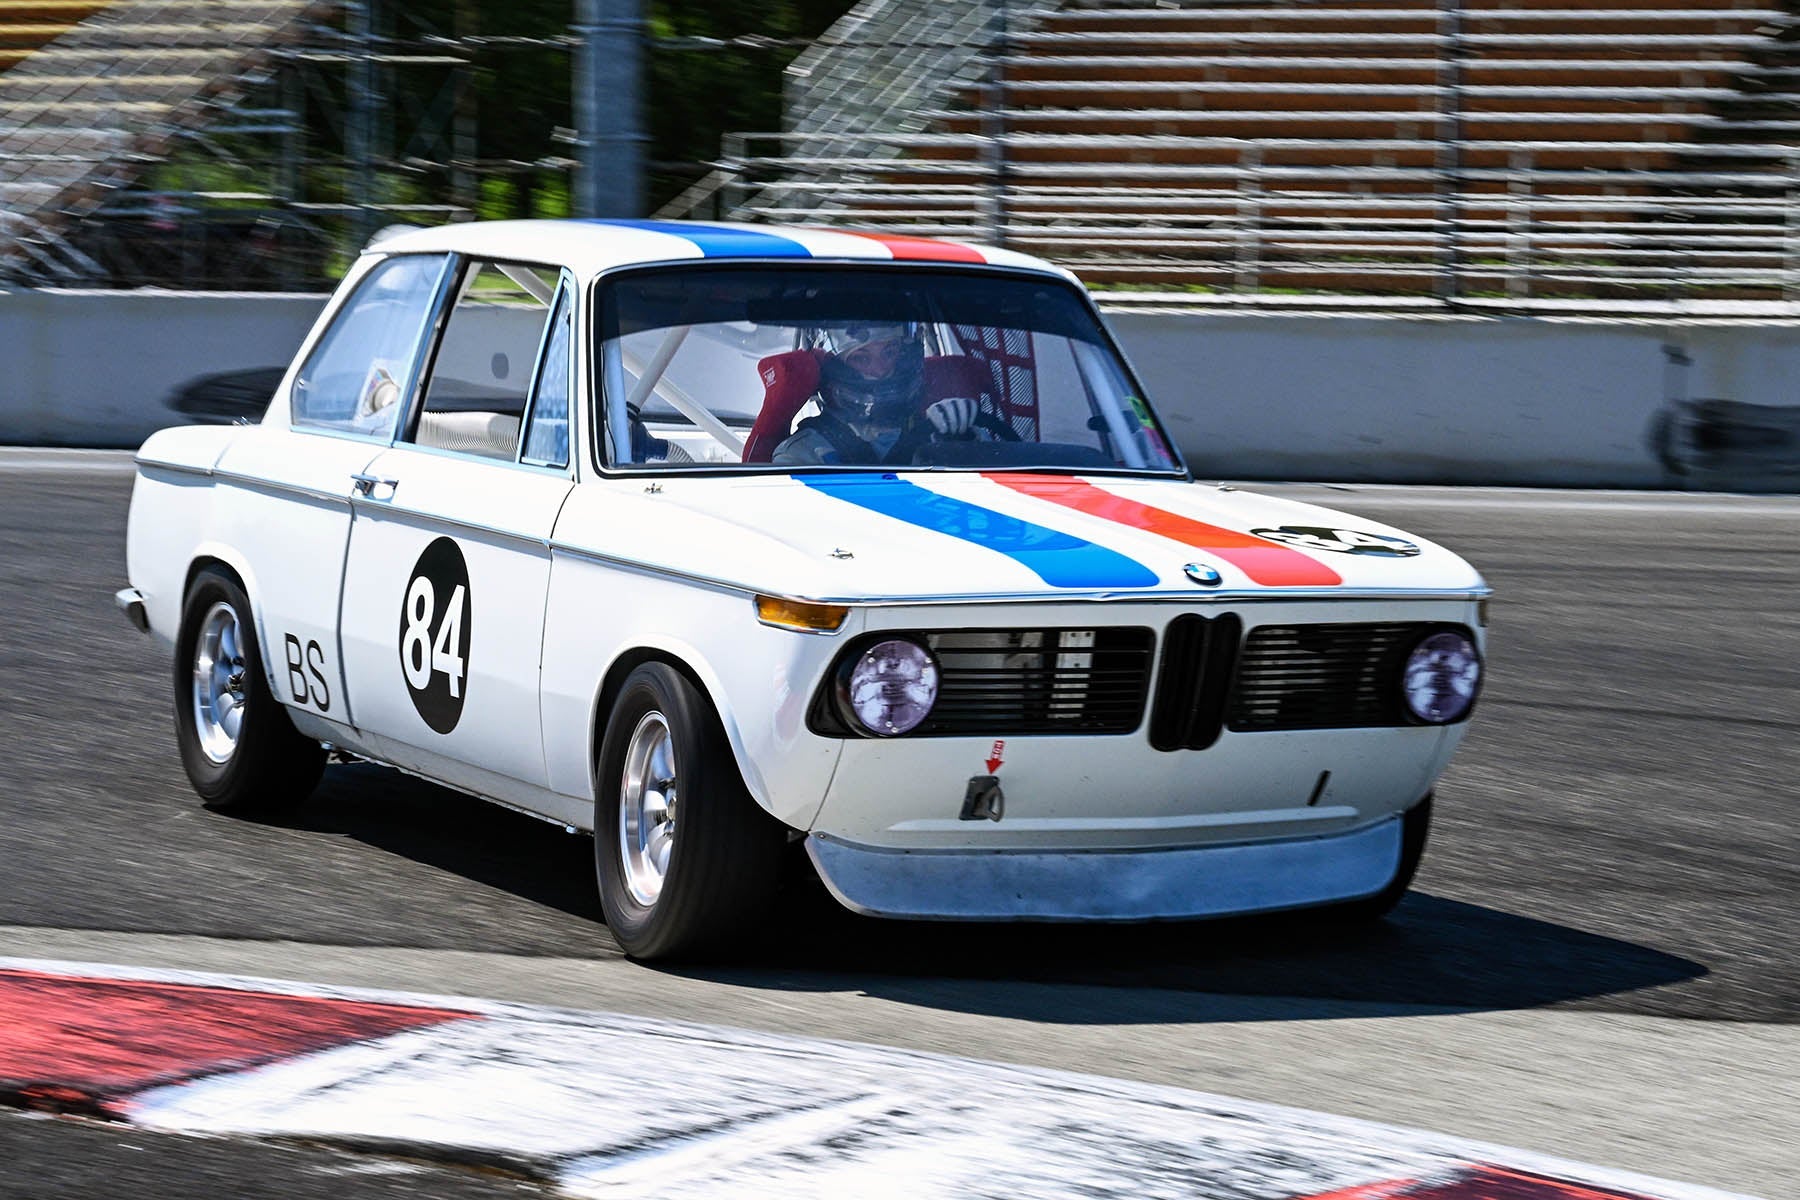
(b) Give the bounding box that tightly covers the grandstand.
[8,0,1800,300]
[684,0,1800,302]
[0,0,329,283]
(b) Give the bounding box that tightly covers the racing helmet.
[816,321,924,425]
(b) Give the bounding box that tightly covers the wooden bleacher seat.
[777,0,1800,296]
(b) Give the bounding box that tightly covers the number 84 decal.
[1250,525,1421,558]
[399,536,473,734]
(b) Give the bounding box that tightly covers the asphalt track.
[0,450,1795,1197]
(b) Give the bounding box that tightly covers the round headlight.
[844,639,939,736]
[1401,629,1482,724]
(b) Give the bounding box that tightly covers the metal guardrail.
[706,129,1800,301]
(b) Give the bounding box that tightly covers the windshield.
[595,266,1183,474]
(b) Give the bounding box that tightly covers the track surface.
[1,453,1795,1195]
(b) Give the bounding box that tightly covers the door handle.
[351,472,399,499]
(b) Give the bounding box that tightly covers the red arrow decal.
[985,739,1005,775]
[984,474,1343,587]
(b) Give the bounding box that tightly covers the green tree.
[390,0,852,215]
[645,1,852,208]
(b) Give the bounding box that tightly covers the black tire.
[173,567,324,815]
[594,663,787,960]
[1316,793,1432,926]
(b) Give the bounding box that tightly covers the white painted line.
[0,448,137,472]
[1,957,1763,1200]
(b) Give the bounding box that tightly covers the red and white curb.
[0,959,1762,1200]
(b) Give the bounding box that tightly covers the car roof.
[366,218,1078,283]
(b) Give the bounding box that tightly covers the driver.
[772,322,978,466]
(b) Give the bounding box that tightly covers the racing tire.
[173,567,325,815]
[595,663,787,961]
[1317,794,1432,925]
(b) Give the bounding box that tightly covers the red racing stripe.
[0,969,474,1113]
[984,474,1343,587]
[839,230,987,263]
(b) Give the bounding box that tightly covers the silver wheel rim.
[191,601,248,766]
[618,711,678,908]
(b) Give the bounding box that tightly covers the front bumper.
[806,814,1402,922]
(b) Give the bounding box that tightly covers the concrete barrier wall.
[1110,312,1800,491]
[0,291,326,448]
[4,290,1797,489]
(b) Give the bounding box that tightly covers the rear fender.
[182,541,277,693]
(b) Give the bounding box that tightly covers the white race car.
[119,219,1488,959]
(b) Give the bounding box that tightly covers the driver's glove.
[926,396,979,439]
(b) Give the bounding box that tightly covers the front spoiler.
[806,816,1402,922]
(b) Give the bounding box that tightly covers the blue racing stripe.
[800,475,1158,590]
[584,219,812,259]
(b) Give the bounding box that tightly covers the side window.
[292,254,446,438]
[412,260,559,461]
[521,285,572,469]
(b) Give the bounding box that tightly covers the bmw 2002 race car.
[119,219,1487,959]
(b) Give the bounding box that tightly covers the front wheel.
[594,663,786,960]
[173,567,324,814]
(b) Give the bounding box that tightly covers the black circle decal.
[399,536,473,733]
[1250,525,1421,557]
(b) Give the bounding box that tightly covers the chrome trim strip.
[357,500,552,552]
[548,541,761,598]
[544,544,1492,608]
[794,586,1495,607]
[133,457,214,479]
[806,816,1403,922]
[212,468,349,507]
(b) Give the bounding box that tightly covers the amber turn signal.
[754,595,850,633]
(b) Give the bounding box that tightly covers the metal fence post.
[1435,0,1464,302]
[1507,150,1533,300]
[346,0,378,247]
[1234,145,1263,293]
[723,132,746,220]
[980,0,1012,247]
[574,0,646,218]
[1786,155,1800,302]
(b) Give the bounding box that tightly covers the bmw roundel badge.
[1183,562,1223,587]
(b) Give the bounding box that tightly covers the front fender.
[590,633,773,810]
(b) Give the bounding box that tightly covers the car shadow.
[707,878,1710,1024]
[273,765,1706,1026]
[277,763,606,924]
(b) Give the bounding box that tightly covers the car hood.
[556,472,1487,602]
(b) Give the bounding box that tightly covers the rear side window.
[408,261,561,462]
[292,254,447,438]
[521,285,573,468]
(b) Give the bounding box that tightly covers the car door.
[211,252,451,726]
[337,260,576,788]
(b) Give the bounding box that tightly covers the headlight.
[843,638,939,735]
[1400,629,1482,724]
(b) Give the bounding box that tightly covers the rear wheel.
[594,663,786,960]
[173,567,324,814]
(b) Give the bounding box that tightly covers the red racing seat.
[742,349,824,463]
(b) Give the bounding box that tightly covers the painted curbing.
[0,960,1766,1200]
